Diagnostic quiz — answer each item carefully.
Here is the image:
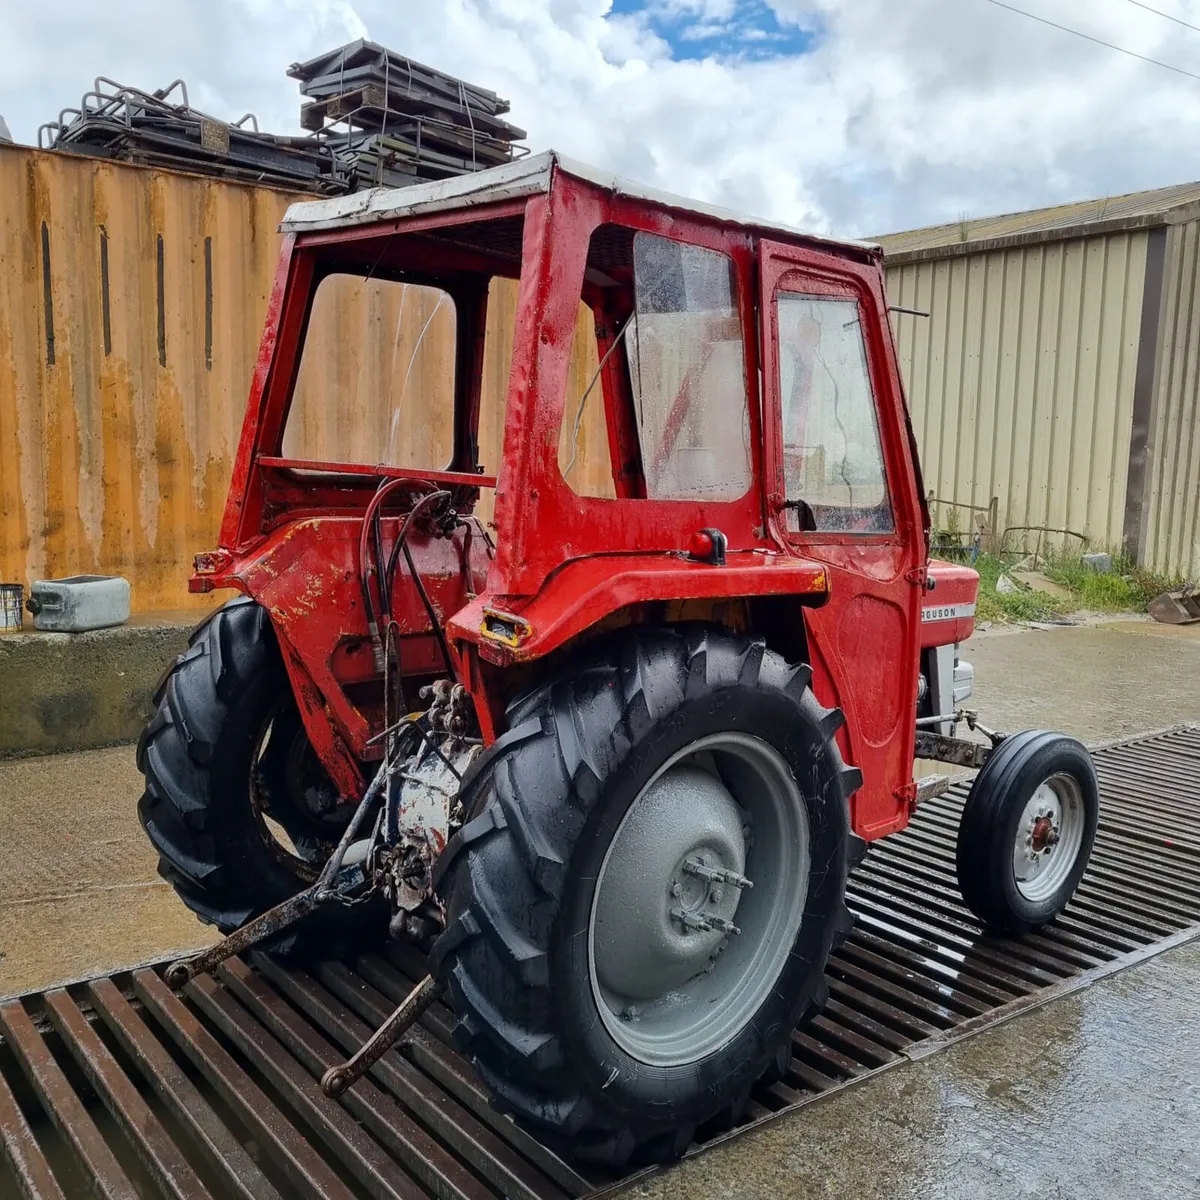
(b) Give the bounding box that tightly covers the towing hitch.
[163,862,368,989]
[165,765,387,989]
[163,734,458,1103]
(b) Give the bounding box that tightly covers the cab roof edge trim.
[279,149,880,256]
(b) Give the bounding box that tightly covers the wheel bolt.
[707,915,741,936]
[682,856,753,890]
[671,906,714,933]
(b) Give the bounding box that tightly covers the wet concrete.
[962,617,1200,743]
[0,745,215,1000]
[624,938,1200,1199]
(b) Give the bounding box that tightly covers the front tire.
[431,627,860,1165]
[956,730,1099,934]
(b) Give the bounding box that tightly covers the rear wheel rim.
[1011,772,1086,903]
[249,705,347,880]
[588,732,810,1067]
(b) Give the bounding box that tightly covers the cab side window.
[777,293,892,533]
[557,226,752,502]
[627,233,752,501]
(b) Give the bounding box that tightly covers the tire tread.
[433,625,857,1166]
[136,598,371,954]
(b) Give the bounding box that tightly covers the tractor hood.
[922,559,979,647]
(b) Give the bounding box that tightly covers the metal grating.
[3,725,1200,1199]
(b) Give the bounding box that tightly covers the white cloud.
[4,0,1200,237]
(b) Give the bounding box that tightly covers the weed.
[1041,551,1182,613]
[931,504,973,561]
[964,548,1185,626]
[972,553,1068,624]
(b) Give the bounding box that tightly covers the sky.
[4,0,1200,238]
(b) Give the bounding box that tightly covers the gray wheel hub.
[592,765,748,1001]
[589,732,811,1067]
[1012,773,1086,903]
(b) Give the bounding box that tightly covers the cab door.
[758,239,925,838]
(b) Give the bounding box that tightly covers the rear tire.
[136,597,374,954]
[431,626,860,1165]
[956,730,1099,935]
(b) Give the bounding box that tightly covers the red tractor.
[138,152,1098,1165]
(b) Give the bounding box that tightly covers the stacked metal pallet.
[38,47,525,195]
[38,78,348,194]
[289,40,527,187]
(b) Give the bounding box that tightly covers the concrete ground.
[0,614,1197,1195]
[961,616,1200,744]
[625,937,1200,1200]
[0,746,216,1000]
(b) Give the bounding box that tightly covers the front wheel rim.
[1011,772,1086,903]
[588,732,811,1067]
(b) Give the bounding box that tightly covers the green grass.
[972,553,1069,625]
[965,549,1183,626]
[1040,552,1179,612]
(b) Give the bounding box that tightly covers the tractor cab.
[195,151,932,834]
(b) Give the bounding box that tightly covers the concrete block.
[1011,570,1073,601]
[1082,552,1112,573]
[0,613,199,756]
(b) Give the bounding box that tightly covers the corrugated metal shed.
[882,179,1200,580]
[878,180,1200,259]
[1140,219,1200,579]
[887,231,1148,553]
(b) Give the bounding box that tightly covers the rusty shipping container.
[0,146,608,613]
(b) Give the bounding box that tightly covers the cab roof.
[280,149,878,257]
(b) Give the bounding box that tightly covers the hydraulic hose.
[358,478,421,668]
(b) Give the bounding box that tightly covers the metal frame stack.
[288,40,528,187]
[38,45,527,195]
[38,78,348,194]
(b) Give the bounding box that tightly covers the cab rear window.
[283,275,456,470]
